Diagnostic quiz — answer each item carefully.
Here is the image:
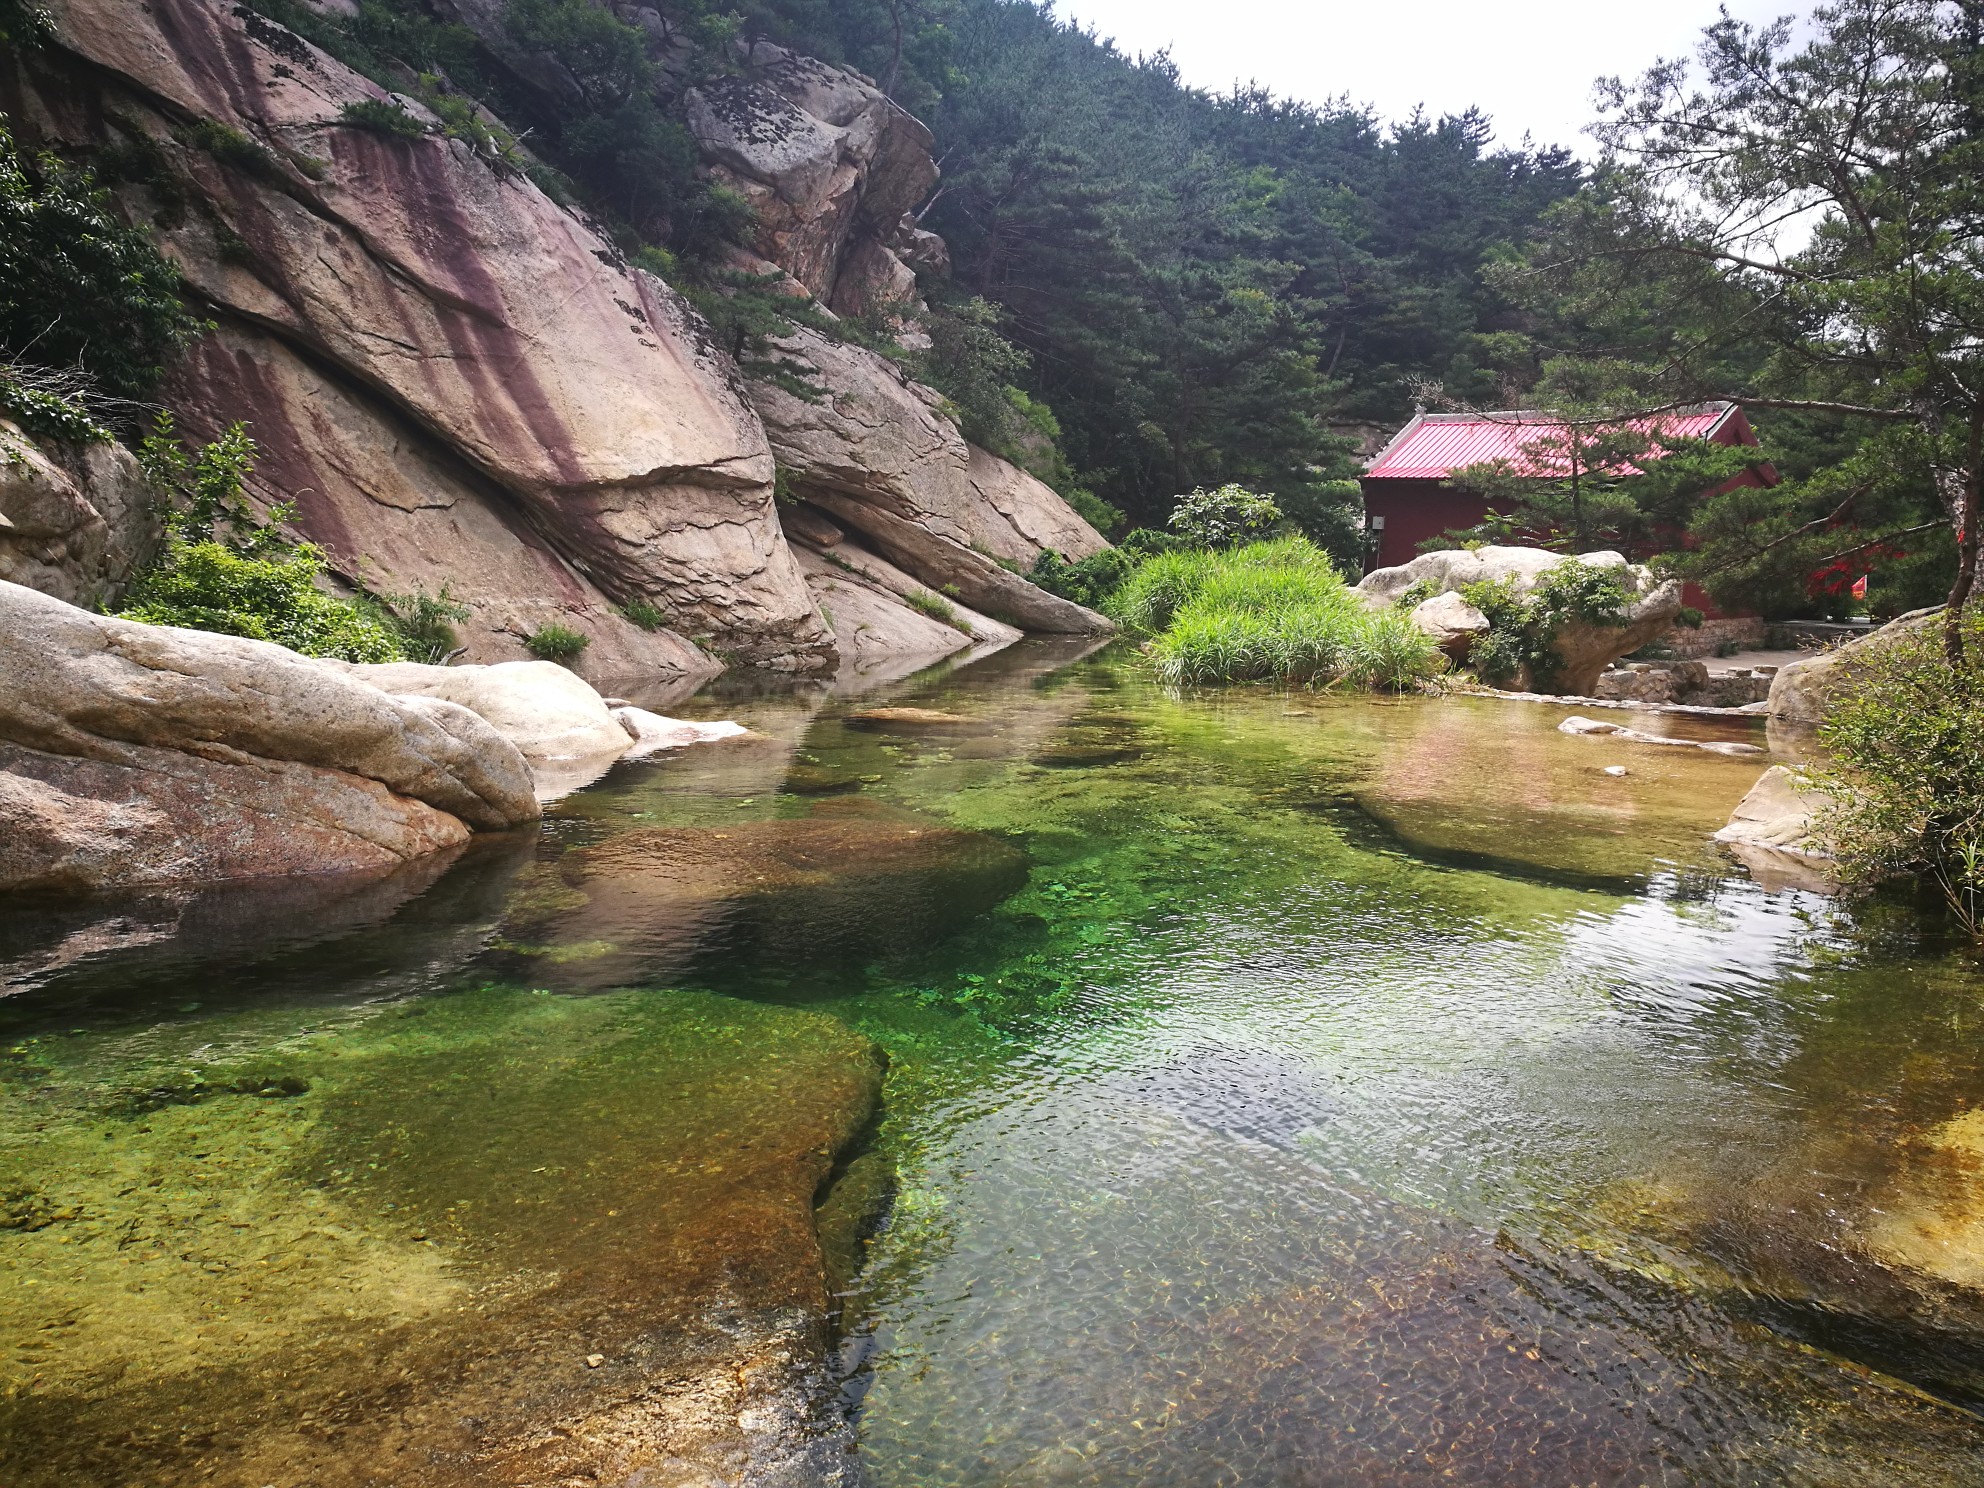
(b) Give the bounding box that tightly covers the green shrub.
[1114,536,1443,691]
[524,622,590,662]
[1066,486,1126,536]
[120,542,404,661]
[1809,609,1984,934]
[1167,485,1284,548]
[1459,560,1634,689]
[340,98,430,139]
[0,119,202,399]
[377,585,469,662]
[905,588,974,634]
[117,416,406,662]
[617,597,670,632]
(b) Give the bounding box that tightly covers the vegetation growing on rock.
[116,419,406,663]
[524,622,592,663]
[1460,561,1635,690]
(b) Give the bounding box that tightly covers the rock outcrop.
[0,421,156,609]
[1768,607,1942,726]
[20,0,831,676]
[1358,545,1683,695]
[0,580,539,894]
[686,39,939,320]
[1713,764,1838,892]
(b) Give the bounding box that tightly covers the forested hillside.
[215,0,1579,547]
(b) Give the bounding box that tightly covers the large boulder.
[0,581,539,894]
[1713,764,1839,893]
[1768,608,1942,726]
[1408,591,1490,658]
[685,39,939,318]
[25,0,831,674]
[1358,545,1682,695]
[331,660,638,762]
[0,422,155,609]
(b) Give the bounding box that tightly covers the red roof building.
[1357,402,1772,574]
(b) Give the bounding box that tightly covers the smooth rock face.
[749,323,1109,567]
[1768,608,1942,725]
[0,423,155,609]
[170,326,714,678]
[1408,591,1490,657]
[0,582,537,893]
[32,0,831,672]
[1359,546,1680,695]
[335,660,637,762]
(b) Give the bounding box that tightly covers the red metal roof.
[1364,403,1743,480]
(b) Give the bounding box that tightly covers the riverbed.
[5,640,1983,1485]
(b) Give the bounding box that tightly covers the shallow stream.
[6,640,1984,1485]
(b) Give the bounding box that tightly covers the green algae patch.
[0,983,883,1487]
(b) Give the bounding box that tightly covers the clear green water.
[6,640,1984,1485]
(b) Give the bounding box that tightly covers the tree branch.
[1732,397,1916,421]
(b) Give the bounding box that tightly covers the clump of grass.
[617,597,670,632]
[905,588,975,635]
[1111,536,1444,692]
[524,622,590,663]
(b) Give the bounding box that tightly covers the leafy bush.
[1810,609,1984,934]
[1459,559,1634,689]
[1112,536,1444,691]
[117,416,406,662]
[0,119,201,399]
[120,543,405,661]
[377,586,469,662]
[1167,485,1285,548]
[0,361,115,443]
[905,588,974,634]
[524,622,590,662]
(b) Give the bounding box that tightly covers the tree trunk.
[1943,400,1984,663]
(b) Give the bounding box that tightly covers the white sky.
[1051,0,1802,154]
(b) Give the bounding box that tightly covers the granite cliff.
[1,0,1108,687]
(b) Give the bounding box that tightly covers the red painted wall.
[1358,478,1489,571]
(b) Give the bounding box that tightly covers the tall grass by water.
[1109,537,1445,690]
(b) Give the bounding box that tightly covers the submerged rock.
[0,582,538,895]
[505,797,1030,989]
[0,982,882,1487]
